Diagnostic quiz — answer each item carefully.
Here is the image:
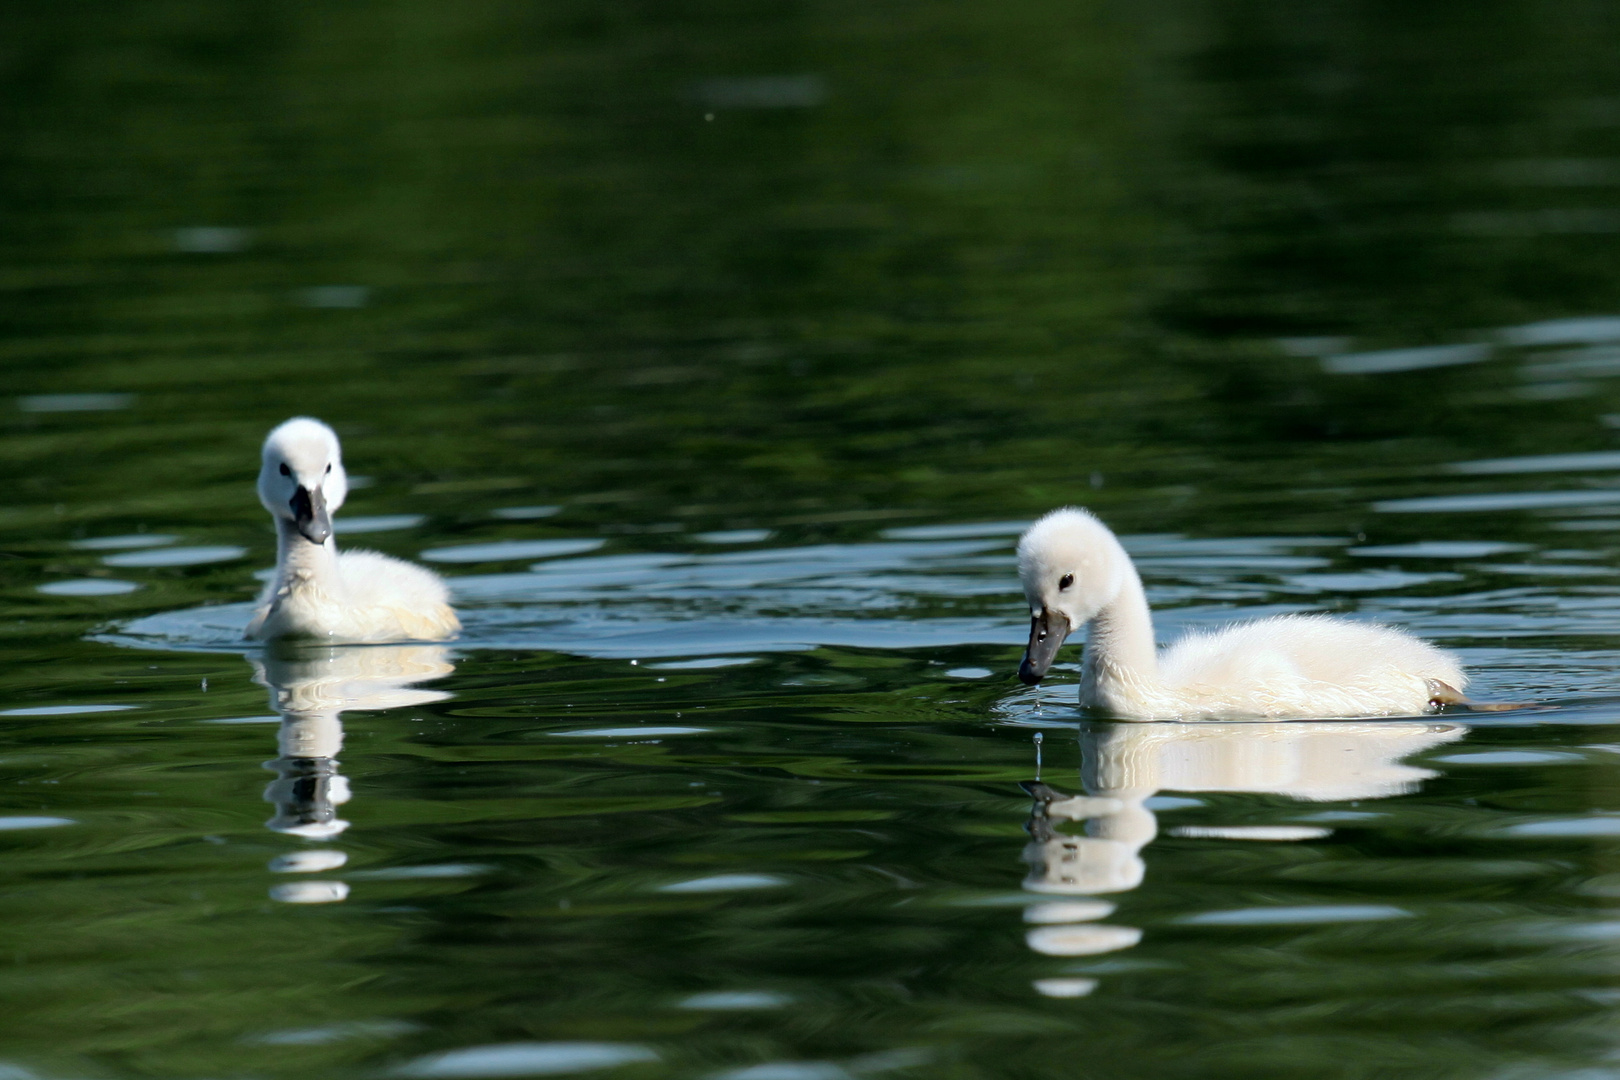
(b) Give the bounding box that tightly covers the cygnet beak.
[289,485,331,544]
[1019,608,1070,685]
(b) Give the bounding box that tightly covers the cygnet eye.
[278,463,290,477]
[1059,573,1075,590]
[325,464,331,475]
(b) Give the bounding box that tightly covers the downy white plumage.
[1015,507,1466,719]
[246,417,459,643]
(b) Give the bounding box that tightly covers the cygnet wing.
[335,549,460,640]
[1160,614,1464,692]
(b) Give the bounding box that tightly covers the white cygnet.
[1015,507,1466,719]
[246,417,460,643]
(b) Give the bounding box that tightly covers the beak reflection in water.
[1019,719,1464,996]
[254,643,454,904]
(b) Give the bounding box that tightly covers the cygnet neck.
[274,517,339,588]
[1079,552,1160,703]
[278,711,344,760]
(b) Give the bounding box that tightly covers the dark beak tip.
[288,486,331,544]
[1019,608,1068,685]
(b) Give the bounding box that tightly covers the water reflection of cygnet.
[255,644,454,903]
[1020,719,1465,991]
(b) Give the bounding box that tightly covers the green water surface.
[4,1,1620,1078]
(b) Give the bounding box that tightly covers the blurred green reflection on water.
[4,0,1620,1078]
[2,0,1617,538]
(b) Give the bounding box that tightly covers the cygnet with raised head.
[247,417,459,643]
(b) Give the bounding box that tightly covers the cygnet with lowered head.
[246,417,460,643]
[1016,507,1466,719]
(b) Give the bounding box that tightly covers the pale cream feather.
[247,418,459,644]
[1017,507,1465,720]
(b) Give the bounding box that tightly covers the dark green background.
[2,2,1620,1078]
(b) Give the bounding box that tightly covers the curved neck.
[274,518,339,588]
[1079,557,1160,701]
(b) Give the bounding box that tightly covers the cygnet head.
[258,417,349,544]
[1016,507,1128,685]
